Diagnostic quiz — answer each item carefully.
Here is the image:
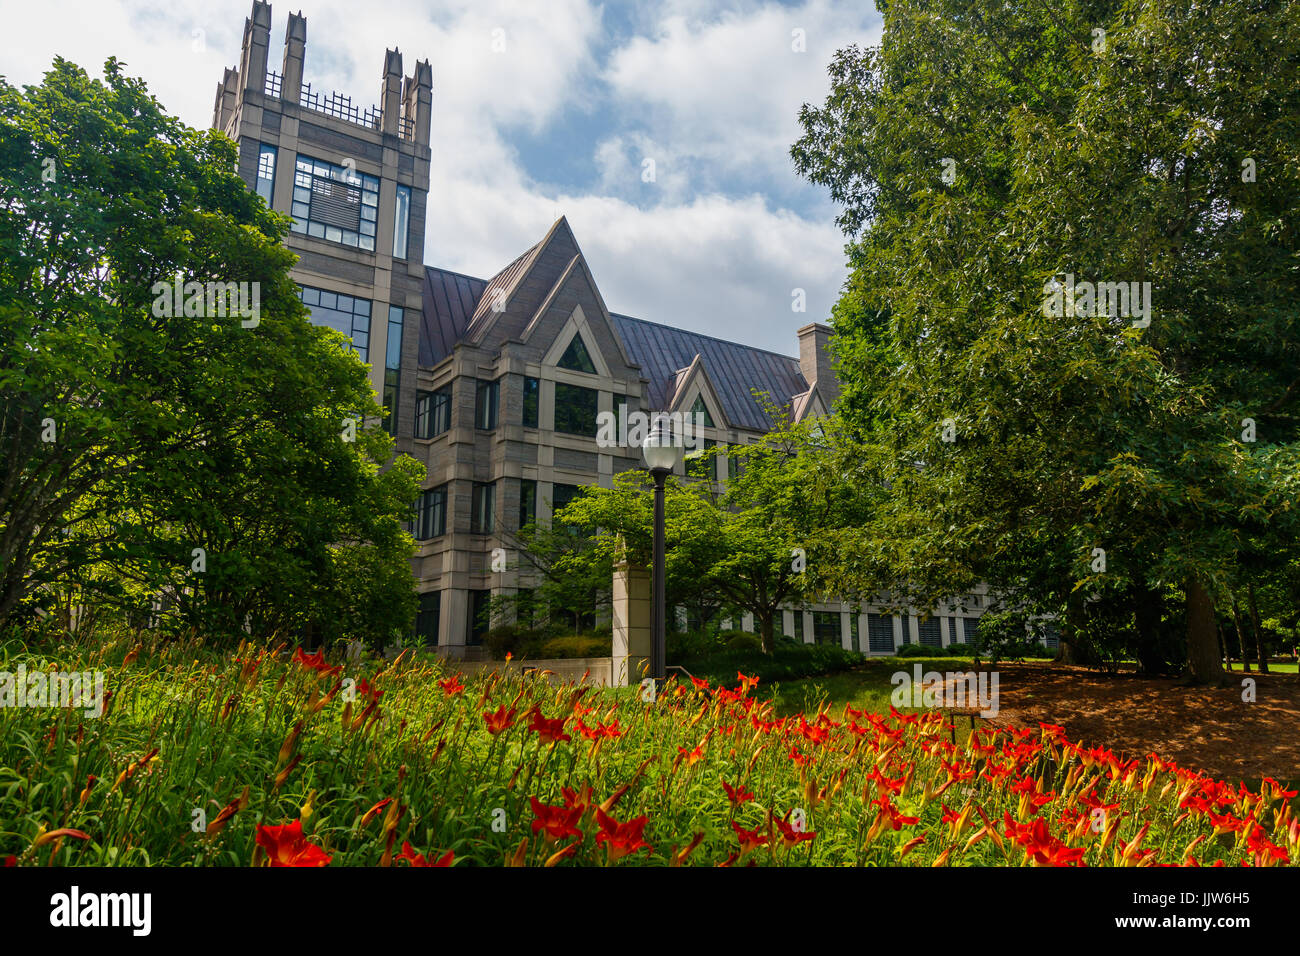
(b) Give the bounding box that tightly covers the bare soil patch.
[986,662,1300,784]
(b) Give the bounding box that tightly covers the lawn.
[2,634,1295,868]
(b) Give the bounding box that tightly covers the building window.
[690,394,715,428]
[918,617,942,647]
[1042,621,1060,650]
[813,611,840,647]
[962,617,979,647]
[476,379,499,430]
[522,376,539,428]
[414,591,440,646]
[852,613,861,653]
[727,444,741,480]
[558,331,597,373]
[383,306,403,434]
[415,387,451,439]
[470,481,495,534]
[415,485,447,540]
[468,590,492,645]
[550,483,583,518]
[298,285,371,362]
[393,184,411,260]
[867,613,895,653]
[554,382,598,436]
[290,154,379,250]
[519,478,536,529]
[614,394,628,435]
[789,610,804,643]
[686,437,716,480]
[256,144,277,205]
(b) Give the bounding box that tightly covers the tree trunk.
[758,612,776,656]
[1248,583,1269,673]
[1183,578,1226,685]
[1231,598,1249,672]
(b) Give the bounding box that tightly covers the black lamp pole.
[650,467,669,682]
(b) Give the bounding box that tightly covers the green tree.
[0,58,423,644]
[793,1,1300,684]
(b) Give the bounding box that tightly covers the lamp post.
[642,422,680,683]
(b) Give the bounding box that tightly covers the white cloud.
[0,0,863,354]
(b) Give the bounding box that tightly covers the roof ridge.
[425,264,489,285]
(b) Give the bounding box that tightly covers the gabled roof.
[419,228,812,431]
[610,314,807,432]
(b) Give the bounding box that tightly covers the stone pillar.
[612,559,651,687]
[280,11,306,105]
[380,48,402,134]
[239,1,271,96]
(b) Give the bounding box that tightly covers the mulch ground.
[983,662,1300,784]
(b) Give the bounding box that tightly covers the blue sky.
[0,0,883,355]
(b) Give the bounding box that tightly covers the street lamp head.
[642,420,679,475]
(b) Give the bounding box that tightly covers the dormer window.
[689,394,715,428]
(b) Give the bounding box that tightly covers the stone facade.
[214,3,1009,658]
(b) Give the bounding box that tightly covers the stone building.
[214,2,1006,657]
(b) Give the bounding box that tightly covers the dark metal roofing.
[465,243,539,343]
[419,263,810,432]
[610,313,807,432]
[420,266,487,367]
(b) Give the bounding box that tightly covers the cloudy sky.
[0,0,881,355]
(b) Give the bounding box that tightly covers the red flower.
[483,704,518,735]
[255,821,332,867]
[775,814,816,848]
[595,809,652,862]
[731,820,769,856]
[437,676,465,696]
[291,647,341,677]
[690,676,710,691]
[530,797,584,843]
[3,855,15,867]
[677,742,705,766]
[721,780,754,807]
[398,842,454,867]
[527,707,571,744]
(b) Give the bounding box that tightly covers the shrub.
[724,633,762,652]
[536,635,612,659]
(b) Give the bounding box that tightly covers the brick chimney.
[796,322,839,409]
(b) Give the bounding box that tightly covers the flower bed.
[0,638,1295,867]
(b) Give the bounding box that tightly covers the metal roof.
[610,313,807,432]
[419,260,810,431]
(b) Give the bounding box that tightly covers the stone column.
[612,558,651,687]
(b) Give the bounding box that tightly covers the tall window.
[468,590,492,645]
[298,286,371,362]
[470,482,495,533]
[476,379,499,430]
[686,437,716,480]
[554,382,598,436]
[291,154,379,249]
[256,144,277,205]
[558,331,597,373]
[727,444,741,479]
[813,611,841,647]
[415,387,451,439]
[918,617,942,647]
[522,376,539,428]
[393,184,411,259]
[550,483,583,516]
[867,614,895,652]
[383,306,403,434]
[614,394,628,435]
[518,478,536,529]
[415,485,447,539]
[789,609,804,643]
[414,591,440,646]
